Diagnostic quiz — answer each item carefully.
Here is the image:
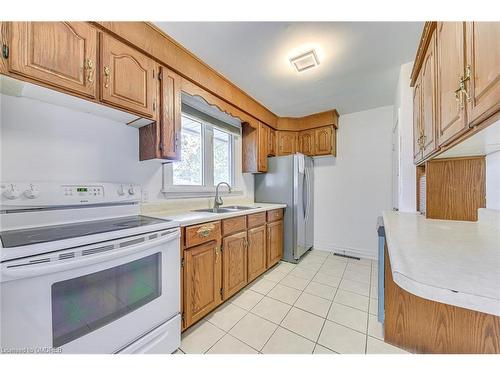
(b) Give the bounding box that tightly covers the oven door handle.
[1,229,180,280]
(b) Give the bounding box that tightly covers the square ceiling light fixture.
[290,49,320,72]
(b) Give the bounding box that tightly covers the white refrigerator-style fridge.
[254,153,314,263]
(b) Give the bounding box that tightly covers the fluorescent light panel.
[290,49,320,72]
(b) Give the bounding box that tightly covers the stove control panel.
[62,185,104,197]
[0,182,141,209]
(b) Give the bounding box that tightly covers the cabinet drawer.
[267,209,284,222]
[222,216,247,236]
[185,221,221,248]
[247,212,266,228]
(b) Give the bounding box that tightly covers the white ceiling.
[154,22,423,117]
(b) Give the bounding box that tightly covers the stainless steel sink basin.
[223,206,256,211]
[191,206,257,214]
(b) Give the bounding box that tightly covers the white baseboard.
[313,241,377,261]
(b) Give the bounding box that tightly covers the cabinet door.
[314,126,333,155]
[100,33,157,118]
[159,67,182,159]
[247,226,267,282]
[413,73,423,163]
[9,22,97,98]
[466,22,500,126]
[421,32,437,159]
[267,220,283,268]
[436,22,468,146]
[184,241,222,328]
[278,131,297,155]
[258,123,269,172]
[222,231,248,299]
[300,129,315,155]
[268,128,277,156]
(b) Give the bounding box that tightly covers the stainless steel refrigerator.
[255,153,313,263]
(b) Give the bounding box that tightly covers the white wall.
[0,94,253,207]
[486,150,500,210]
[314,105,394,259]
[393,61,416,213]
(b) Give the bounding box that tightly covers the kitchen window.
[163,110,238,197]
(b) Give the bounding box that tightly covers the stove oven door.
[0,228,180,354]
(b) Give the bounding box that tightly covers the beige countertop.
[144,202,286,226]
[382,209,500,316]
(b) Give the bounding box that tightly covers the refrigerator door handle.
[302,172,307,218]
[303,169,309,220]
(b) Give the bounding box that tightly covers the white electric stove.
[0,182,181,354]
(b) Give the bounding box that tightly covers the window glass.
[173,116,203,185]
[213,128,231,185]
[51,253,161,348]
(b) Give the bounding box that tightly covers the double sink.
[191,205,258,214]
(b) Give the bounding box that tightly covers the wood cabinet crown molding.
[277,109,339,131]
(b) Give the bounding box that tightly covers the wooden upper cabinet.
[268,128,277,156]
[9,22,98,98]
[100,33,157,118]
[314,126,334,156]
[436,22,468,147]
[258,123,269,172]
[277,131,297,155]
[159,67,181,160]
[299,129,315,155]
[421,32,437,159]
[466,22,500,126]
[247,225,267,282]
[222,232,248,299]
[183,240,222,328]
[413,74,424,162]
[267,220,283,268]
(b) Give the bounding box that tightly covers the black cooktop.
[0,215,171,248]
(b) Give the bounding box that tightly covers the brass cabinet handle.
[215,246,220,264]
[197,224,215,237]
[104,66,110,88]
[85,59,94,84]
[455,65,472,108]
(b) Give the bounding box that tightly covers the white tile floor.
[176,250,409,354]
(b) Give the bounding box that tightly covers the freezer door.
[304,157,314,251]
[294,154,307,260]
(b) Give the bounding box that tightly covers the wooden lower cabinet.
[384,245,500,353]
[183,240,222,328]
[247,225,267,282]
[182,210,284,330]
[222,231,248,299]
[267,220,283,268]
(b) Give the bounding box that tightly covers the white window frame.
[161,112,240,199]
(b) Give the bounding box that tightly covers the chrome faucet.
[214,182,232,211]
